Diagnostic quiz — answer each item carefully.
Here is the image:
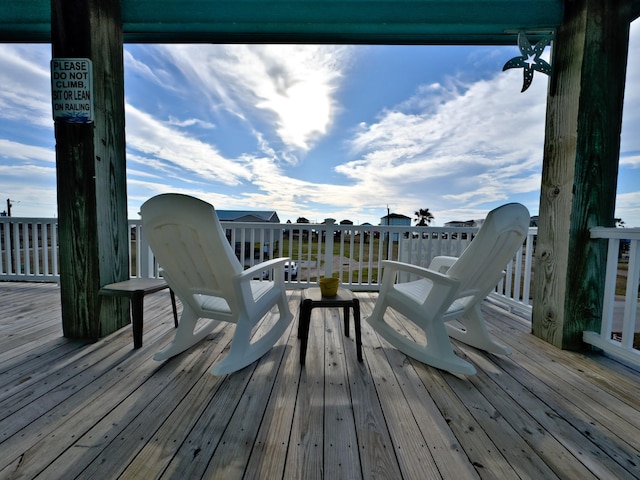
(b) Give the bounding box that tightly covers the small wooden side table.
[98,278,178,348]
[298,287,362,365]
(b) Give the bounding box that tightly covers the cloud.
[0,164,57,217]
[166,116,216,129]
[125,104,251,185]
[135,44,348,159]
[620,153,640,168]
[123,48,172,89]
[0,45,53,127]
[615,191,640,227]
[621,20,640,154]
[336,65,548,220]
[0,139,54,163]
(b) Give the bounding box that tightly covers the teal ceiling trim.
[1,0,564,45]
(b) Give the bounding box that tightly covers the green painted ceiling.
[1,0,565,45]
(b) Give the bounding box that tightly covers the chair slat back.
[446,203,530,297]
[141,194,242,304]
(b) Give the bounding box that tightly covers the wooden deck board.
[478,306,640,478]
[322,308,361,480]
[1,282,639,480]
[243,314,301,479]
[358,299,449,479]
[387,308,587,479]
[284,301,327,480]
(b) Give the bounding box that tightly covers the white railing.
[584,227,640,365]
[0,217,59,281]
[490,228,537,317]
[2,216,535,312]
[5,215,637,365]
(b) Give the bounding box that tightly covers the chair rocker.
[140,193,293,375]
[367,203,530,375]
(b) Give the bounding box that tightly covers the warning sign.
[51,58,94,123]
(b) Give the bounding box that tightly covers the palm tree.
[414,208,434,226]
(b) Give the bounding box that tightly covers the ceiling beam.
[630,0,640,20]
[1,0,563,45]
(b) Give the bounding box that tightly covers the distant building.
[216,210,280,223]
[444,219,484,228]
[445,214,535,229]
[216,210,280,262]
[380,213,411,226]
[380,213,411,241]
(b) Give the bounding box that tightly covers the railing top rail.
[4,217,537,235]
[198,220,483,233]
[590,227,640,239]
[0,217,58,223]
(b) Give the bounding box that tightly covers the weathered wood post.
[52,0,129,339]
[533,0,631,349]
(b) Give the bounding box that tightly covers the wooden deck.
[1,282,639,480]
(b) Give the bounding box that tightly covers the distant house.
[339,219,354,237]
[442,219,484,240]
[380,213,411,241]
[216,210,280,223]
[380,213,411,226]
[445,214,535,229]
[216,210,280,262]
[444,219,483,228]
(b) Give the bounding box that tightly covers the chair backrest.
[140,193,242,305]
[446,203,530,298]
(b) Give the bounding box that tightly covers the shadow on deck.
[1,282,639,479]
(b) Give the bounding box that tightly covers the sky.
[0,21,638,227]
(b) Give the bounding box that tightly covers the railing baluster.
[621,239,639,349]
[585,227,640,366]
[12,222,20,275]
[42,223,50,276]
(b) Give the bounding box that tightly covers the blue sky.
[1,21,638,226]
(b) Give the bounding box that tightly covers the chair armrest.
[381,260,458,288]
[380,260,460,313]
[239,257,290,280]
[428,256,458,273]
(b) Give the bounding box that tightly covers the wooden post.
[532,0,630,349]
[52,0,129,339]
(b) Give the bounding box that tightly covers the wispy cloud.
[336,67,548,220]
[615,191,640,226]
[0,45,52,127]
[620,153,640,168]
[0,164,57,217]
[621,20,640,155]
[166,116,216,129]
[0,139,54,163]
[126,104,251,185]
[137,44,348,159]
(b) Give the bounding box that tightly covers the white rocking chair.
[140,193,293,375]
[367,203,530,375]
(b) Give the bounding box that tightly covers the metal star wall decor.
[503,31,553,92]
